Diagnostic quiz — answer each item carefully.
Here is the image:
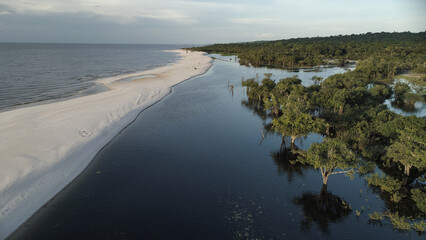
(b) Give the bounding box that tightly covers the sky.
[0,0,425,44]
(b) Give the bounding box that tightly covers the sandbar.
[0,50,212,239]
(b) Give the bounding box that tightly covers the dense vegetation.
[191,31,426,78]
[191,32,426,233]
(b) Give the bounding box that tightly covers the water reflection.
[271,143,354,235]
[241,99,267,120]
[294,185,352,235]
[367,165,426,233]
[390,101,422,113]
[271,146,310,183]
[384,99,426,117]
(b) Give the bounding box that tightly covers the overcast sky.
[0,0,424,44]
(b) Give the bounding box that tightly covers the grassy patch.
[396,74,426,87]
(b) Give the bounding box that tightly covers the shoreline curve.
[0,50,212,239]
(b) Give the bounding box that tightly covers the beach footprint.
[79,130,92,137]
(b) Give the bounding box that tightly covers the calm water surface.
[9,55,423,239]
[0,43,187,111]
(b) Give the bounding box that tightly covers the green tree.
[367,173,426,232]
[297,138,357,186]
[311,76,323,86]
[272,109,324,145]
[264,76,303,116]
[386,118,426,176]
[241,78,262,102]
[370,84,392,103]
[394,82,411,103]
[403,92,423,106]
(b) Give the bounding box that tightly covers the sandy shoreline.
[0,50,212,239]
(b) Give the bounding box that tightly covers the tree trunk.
[400,174,410,194]
[339,105,343,115]
[322,172,329,186]
[404,165,411,176]
[291,136,297,149]
[401,175,409,189]
[280,136,286,153]
[291,136,296,146]
[273,107,279,116]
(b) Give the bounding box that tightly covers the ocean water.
[10,55,422,239]
[0,43,188,111]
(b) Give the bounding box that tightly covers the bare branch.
[331,169,357,175]
[260,127,265,139]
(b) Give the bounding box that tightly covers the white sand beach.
[0,50,212,239]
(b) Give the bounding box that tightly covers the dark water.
[9,55,423,239]
[0,43,186,111]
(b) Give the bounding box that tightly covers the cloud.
[230,18,282,25]
[255,32,285,40]
[0,0,197,24]
[0,0,424,44]
[138,9,197,24]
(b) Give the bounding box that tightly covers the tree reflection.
[367,166,426,233]
[391,101,419,113]
[241,99,267,120]
[271,146,310,183]
[294,185,352,235]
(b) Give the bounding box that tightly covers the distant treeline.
[189,31,426,78]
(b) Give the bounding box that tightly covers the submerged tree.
[296,138,357,186]
[272,109,324,146]
[385,116,426,177]
[366,116,425,234]
[311,76,323,86]
[241,74,276,104]
[242,78,263,102]
[367,175,426,233]
[263,76,304,116]
[270,77,326,145]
